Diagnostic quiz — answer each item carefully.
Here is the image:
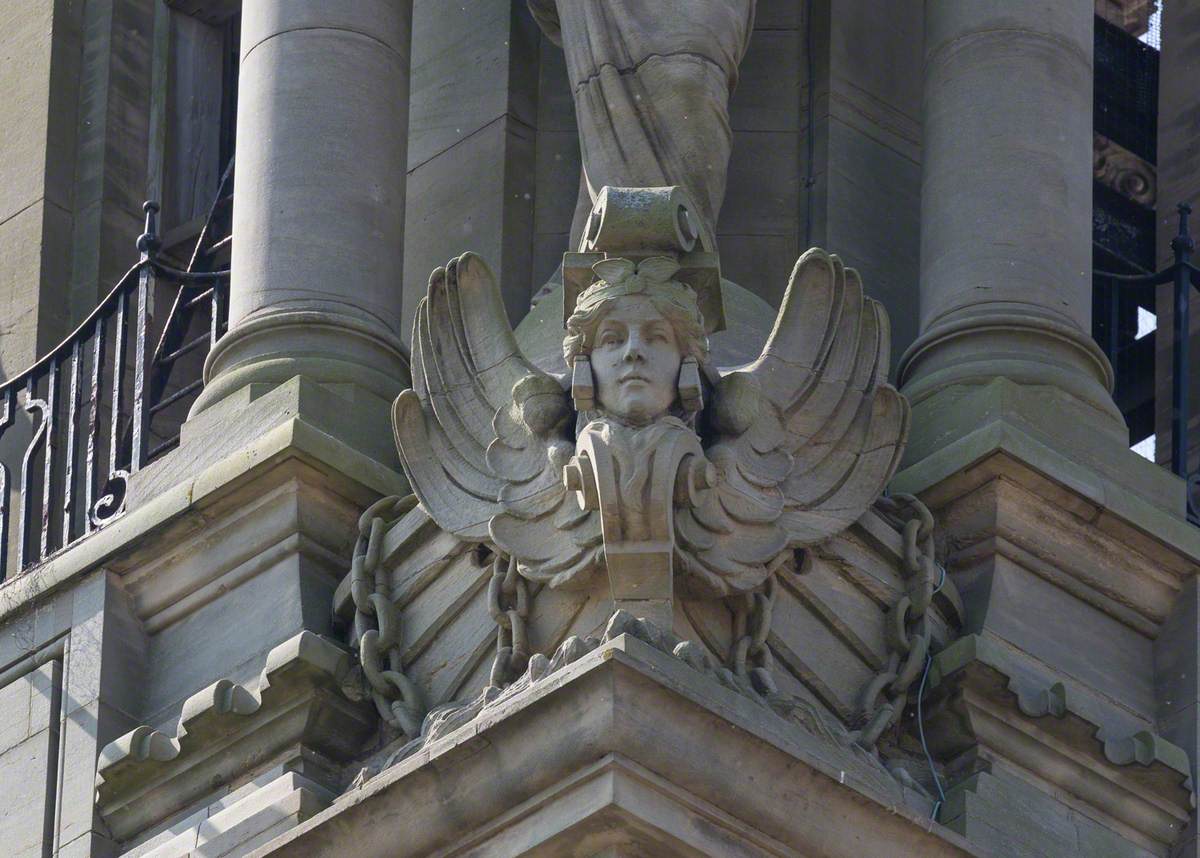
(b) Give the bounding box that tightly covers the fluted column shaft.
[193,0,412,414]
[899,1,1122,427]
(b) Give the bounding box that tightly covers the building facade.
[1,0,1199,856]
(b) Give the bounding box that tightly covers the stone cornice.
[0,378,407,629]
[926,635,1193,851]
[253,633,982,857]
[95,631,374,842]
[893,407,1200,633]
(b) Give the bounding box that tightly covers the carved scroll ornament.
[392,187,909,613]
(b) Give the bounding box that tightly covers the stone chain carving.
[350,495,426,738]
[729,573,778,696]
[853,493,939,750]
[488,554,533,688]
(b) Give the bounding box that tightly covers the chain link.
[730,573,778,695]
[350,495,426,738]
[852,493,939,750]
[488,554,532,688]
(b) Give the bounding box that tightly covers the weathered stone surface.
[926,634,1192,853]
[255,634,976,858]
[900,0,1127,463]
[391,204,908,724]
[403,117,537,336]
[400,0,540,338]
[0,663,58,858]
[95,631,373,843]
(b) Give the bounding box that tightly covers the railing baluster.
[131,203,159,473]
[211,276,224,348]
[40,360,60,561]
[1171,204,1194,478]
[63,341,82,543]
[0,387,14,581]
[0,194,232,577]
[92,291,131,527]
[19,378,49,569]
[87,317,106,532]
[111,291,129,472]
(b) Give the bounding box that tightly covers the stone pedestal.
[891,4,1200,855]
[255,634,976,858]
[191,0,413,421]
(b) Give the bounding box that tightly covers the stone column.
[191,0,412,415]
[898,1,1124,437]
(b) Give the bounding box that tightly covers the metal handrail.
[0,201,231,581]
[1095,202,1200,521]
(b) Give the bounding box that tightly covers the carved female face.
[590,296,683,425]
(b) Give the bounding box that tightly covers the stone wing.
[393,253,601,584]
[677,248,909,595]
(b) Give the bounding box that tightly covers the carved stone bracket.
[95,631,375,842]
[1094,131,1157,208]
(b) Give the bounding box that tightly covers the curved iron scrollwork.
[0,160,233,580]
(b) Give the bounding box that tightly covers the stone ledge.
[926,635,1194,850]
[96,631,374,842]
[433,754,798,857]
[0,378,407,628]
[253,633,983,858]
[893,414,1200,630]
[133,771,334,858]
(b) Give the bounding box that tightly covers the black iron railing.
[1096,202,1200,521]
[0,195,231,581]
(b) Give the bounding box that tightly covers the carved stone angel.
[392,188,909,633]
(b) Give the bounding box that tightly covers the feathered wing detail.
[678,248,910,595]
[392,253,602,585]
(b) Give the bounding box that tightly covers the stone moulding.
[95,631,374,842]
[256,632,979,858]
[926,634,1194,850]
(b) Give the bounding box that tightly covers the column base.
[191,309,411,419]
[898,376,1182,517]
[898,308,1125,434]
